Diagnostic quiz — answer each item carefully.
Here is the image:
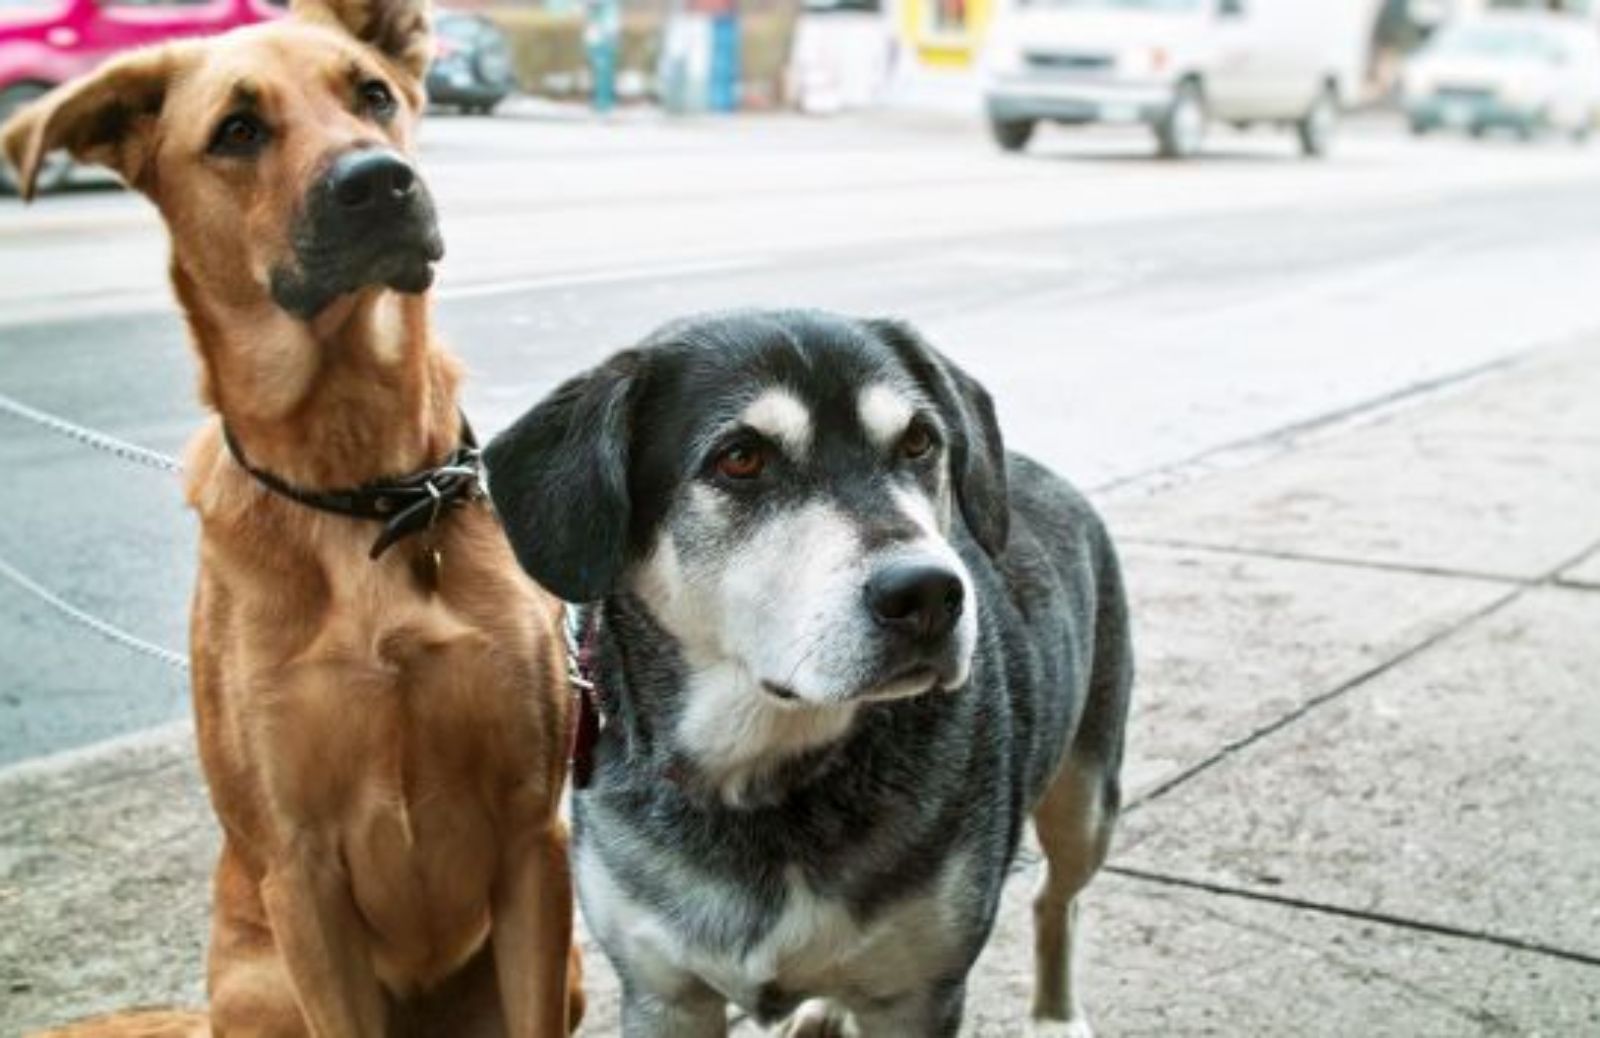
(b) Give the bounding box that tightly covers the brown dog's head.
[1,0,441,323]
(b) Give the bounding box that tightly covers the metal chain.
[0,389,183,474]
[0,554,189,673]
[0,389,189,673]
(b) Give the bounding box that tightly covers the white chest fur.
[578,841,974,1011]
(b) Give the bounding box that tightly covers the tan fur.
[4,2,582,1035]
[32,1010,209,1038]
[1030,757,1112,1029]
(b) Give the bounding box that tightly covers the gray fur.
[484,310,1133,1035]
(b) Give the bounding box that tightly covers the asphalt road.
[4,109,1600,765]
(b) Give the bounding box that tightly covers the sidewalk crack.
[1126,536,1600,814]
[1106,863,1600,970]
[1119,537,1528,586]
[1091,353,1527,501]
[1126,585,1524,813]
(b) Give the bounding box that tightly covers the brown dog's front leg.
[493,822,580,1036]
[260,852,387,1038]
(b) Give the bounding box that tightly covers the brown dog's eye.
[900,422,936,460]
[715,444,767,481]
[209,114,268,158]
[360,80,398,120]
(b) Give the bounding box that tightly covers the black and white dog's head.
[486,312,1007,785]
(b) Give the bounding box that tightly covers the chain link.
[0,389,183,474]
[0,554,189,673]
[0,389,189,674]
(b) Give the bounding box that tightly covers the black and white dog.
[484,311,1133,1037]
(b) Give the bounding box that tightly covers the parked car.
[981,0,1381,159]
[427,9,514,115]
[1403,14,1600,141]
[0,0,283,194]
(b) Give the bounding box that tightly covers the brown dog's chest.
[195,512,562,991]
[339,720,503,989]
[269,618,531,980]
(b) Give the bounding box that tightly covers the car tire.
[1296,84,1338,158]
[1409,117,1431,137]
[989,117,1035,153]
[1156,79,1206,160]
[0,83,72,197]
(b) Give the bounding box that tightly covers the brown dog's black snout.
[867,563,965,642]
[328,149,418,214]
[272,147,443,319]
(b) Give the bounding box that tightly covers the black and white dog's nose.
[867,563,965,641]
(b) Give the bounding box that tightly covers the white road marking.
[436,256,771,302]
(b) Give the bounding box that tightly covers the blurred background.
[2,0,1599,758]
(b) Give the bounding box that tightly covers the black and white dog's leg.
[848,979,966,1038]
[1030,754,1115,1037]
[619,977,728,1038]
[1029,898,1093,1038]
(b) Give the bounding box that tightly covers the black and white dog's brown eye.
[360,79,398,120]
[716,444,767,480]
[900,422,936,459]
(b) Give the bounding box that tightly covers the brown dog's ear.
[0,46,184,202]
[292,0,433,82]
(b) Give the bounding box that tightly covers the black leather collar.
[223,416,485,559]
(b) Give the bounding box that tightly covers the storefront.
[892,0,998,69]
[881,0,1000,108]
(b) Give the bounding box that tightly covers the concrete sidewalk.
[4,340,1598,1035]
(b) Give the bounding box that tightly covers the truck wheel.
[1297,84,1338,158]
[989,117,1036,153]
[1156,80,1206,159]
[0,83,72,197]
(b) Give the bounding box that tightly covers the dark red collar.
[564,605,607,789]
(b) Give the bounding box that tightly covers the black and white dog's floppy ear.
[871,319,1010,557]
[484,352,641,602]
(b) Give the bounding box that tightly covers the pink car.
[1,0,284,193]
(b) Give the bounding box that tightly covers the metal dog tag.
[412,545,443,593]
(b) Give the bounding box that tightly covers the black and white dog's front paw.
[777,999,857,1038]
[1028,1015,1097,1038]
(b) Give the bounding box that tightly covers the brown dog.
[3,2,582,1035]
